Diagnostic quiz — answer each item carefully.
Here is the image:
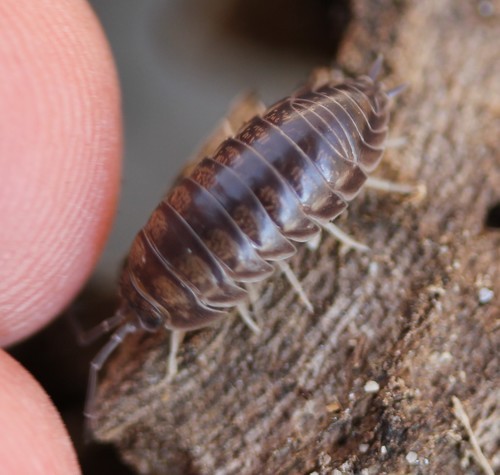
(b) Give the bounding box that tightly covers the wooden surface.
[92,1,500,473]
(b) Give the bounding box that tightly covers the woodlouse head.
[119,270,168,332]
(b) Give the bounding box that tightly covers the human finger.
[0,350,81,474]
[0,0,122,345]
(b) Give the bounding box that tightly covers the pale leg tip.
[322,222,370,253]
[166,360,177,383]
[304,301,314,314]
[277,261,314,312]
[237,303,261,334]
[384,136,408,149]
[364,176,427,201]
[413,183,427,201]
[166,330,185,383]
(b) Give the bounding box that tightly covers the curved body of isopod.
[85,57,405,418]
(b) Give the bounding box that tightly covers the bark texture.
[92,1,500,473]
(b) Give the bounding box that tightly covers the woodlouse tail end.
[386,83,408,99]
[369,54,384,80]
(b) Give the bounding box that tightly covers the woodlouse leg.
[302,68,333,91]
[365,176,427,198]
[85,322,138,420]
[245,283,260,309]
[277,261,314,313]
[167,330,186,381]
[236,302,261,334]
[321,222,370,252]
[179,92,267,179]
[384,136,408,149]
[297,67,344,95]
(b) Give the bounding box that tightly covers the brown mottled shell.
[120,68,392,332]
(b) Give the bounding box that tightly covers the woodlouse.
[85,57,411,419]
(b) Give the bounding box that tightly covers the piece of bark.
[91,0,500,473]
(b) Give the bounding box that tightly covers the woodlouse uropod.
[85,56,413,420]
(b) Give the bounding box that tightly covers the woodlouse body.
[85,59,403,419]
[120,70,392,333]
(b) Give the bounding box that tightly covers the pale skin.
[0,0,122,473]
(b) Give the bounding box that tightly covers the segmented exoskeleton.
[85,57,406,419]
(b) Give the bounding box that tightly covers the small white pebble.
[364,380,380,393]
[359,443,369,453]
[333,470,342,475]
[406,451,419,464]
[368,261,379,276]
[423,458,430,465]
[381,445,388,455]
[439,351,453,363]
[478,287,494,304]
[309,472,319,475]
[427,285,445,295]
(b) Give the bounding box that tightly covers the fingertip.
[0,350,81,474]
[0,0,122,345]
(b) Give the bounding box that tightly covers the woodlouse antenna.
[369,54,384,80]
[84,322,138,421]
[386,84,408,99]
[70,310,126,346]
